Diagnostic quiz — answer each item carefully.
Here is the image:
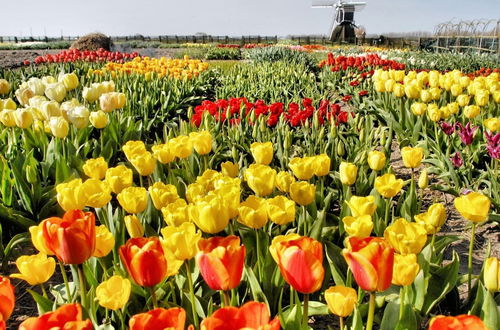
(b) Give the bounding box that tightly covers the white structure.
[312,0,367,42]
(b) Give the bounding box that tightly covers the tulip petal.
[236,301,270,328]
[197,253,230,291]
[343,250,378,292]
[280,246,324,294]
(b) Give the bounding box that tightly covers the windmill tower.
[312,0,367,43]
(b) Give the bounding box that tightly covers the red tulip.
[200,301,280,330]
[269,234,325,294]
[0,276,15,321]
[342,237,394,292]
[119,237,167,287]
[19,303,92,330]
[42,210,96,264]
[196,236,246,291]
[0,314,5,330]
[429,314,487,330]
[129,307,190,330]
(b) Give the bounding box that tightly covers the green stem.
[339,316,344,330]
[468,223,476,298]
[302,205,307,236]
[255,229,262,282]
[430,232,436,260]
[384,197,392,226]
[366,293,376,330]
[59,261,73,302]
[149,286,158,309]
[185,262,199,327]
[222,290,230,307]
[77,264,87,310]
[399,286,405,321]
[303,294,309,329]
[40,283,48,298]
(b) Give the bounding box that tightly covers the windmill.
[312,0,367,43]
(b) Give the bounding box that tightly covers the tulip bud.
[418,169,428,189]
[0,79,10,95]
[339,162,357,186]
[124,215,144,238]
[45,83,67,103]
[96,275,131,310]
[14,109,33,129]
[337,142,345,157]
[89,110,109,129]
[59,73,79,91]
[392,253,420,286]
[484,257,500,292]
[325,285,357,317]
[25,165,39,184]
[49,117,69,138]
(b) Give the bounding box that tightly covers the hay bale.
[70,33,112,51]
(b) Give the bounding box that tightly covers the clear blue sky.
[1,0,498,37]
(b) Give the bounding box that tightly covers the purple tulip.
[456,122,478,146]
[485,131,500,159]
[440,121,455,135]
[451,152,463,167]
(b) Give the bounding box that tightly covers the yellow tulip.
[89,110,109,129]
[118,187,148,214]
[122,140,147,161]
[342,215,373,238]
[418,169,428,189]
[339,162,357,186]
[0,110,16,127]
[14,109,33,129]
[484,118,500,132]
[289,181,316,206]
[313,154,331,176]
[0,79,10,95]
[456,94,470,107]
[221,161,239,178]
[324,285,357,317]
[93,225,115,258]
[404,83,420,99]
[59,73,79,91]
[82,157,108,180]
[99,92,126,112]
[447,102,459,115]
[266,195,296,225]
[29,224,53,255]
[237,195,268,229]
[484,257,500,292]
[105,165,133,194]
[186,182,207,203]
[250,142,273,165]
[96,275,131,310]
[213,183,240,219]
[161,198,190,227]
[44,83,66,103]
[161,222,201,260]
[188,194,230,234]
[375,174,404,198]
[48,116,69,138]
[420,89,432,103]
[27,78,46,96]
[124,215,144,238]
[189,130,213,155]
[463,105,481,119]
[384,218,427,255]
[82,86,100,103]
[11,253,56,285]
[169,136,193,159]
[244,164,276,197]
[474,89,489,107]
[15,86,35,106]
[392,253,420,286]
[346,195,377,217]
[392,83,405,97]
[414,203,446,234]
[130,151,157,176]
[429,87,441,100]
[289,157,315,180]
[81,178,112,209]
[276,171,296,193]
[367,151,386,171]
[401,146,424,168]
[56,179,86,211]
[148,182,179,210]
[450,84,462,97]
[454,192,491,223]
[152,143,175,164]
[411,102,427,116]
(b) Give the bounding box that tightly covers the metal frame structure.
[433,19,499,53]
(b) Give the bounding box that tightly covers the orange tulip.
[269,234,324,294]
[0,276,15,321]
[200,301,280,330]
[19,303,92,330]
[42,210,96,264]
[343,237,394,292]
[196,236,246,291]
[0,315,4,330]
[129,307,188,330]
[429,314,487,330]
[119,237,168,287]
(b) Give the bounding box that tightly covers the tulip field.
[0,45,499,330]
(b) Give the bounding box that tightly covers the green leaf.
[325,241,347,286]
[28,289,55,314]
[244,266,269,306]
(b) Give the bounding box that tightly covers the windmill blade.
[311,0,336,8]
